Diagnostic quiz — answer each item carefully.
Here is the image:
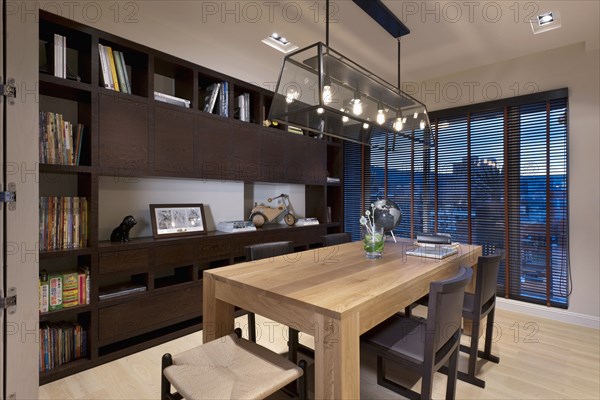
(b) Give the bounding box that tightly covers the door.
[2,0,39,398]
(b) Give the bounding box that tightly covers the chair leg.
[376,356,421,400]
[248,312,256,342]
[445,346,459,400]
[481,308,500,363]
[458,318,486,388]
[161,353,173,400]
[288,328,299,363]
[404,305,412,318]
[420,364,434,400]
[298,359,308,400]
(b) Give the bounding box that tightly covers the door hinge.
[1,77,17,100]
[0,182,17,211]
[1,287,17,314]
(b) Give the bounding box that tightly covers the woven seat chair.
[162,329,307,400]
[362,267,473,400]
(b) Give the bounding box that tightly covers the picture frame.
[149,203,207,239]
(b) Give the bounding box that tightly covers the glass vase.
[362,224,385,259]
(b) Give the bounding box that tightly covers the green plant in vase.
[360,204,385,259]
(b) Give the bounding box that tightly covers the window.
[344,89,569,307]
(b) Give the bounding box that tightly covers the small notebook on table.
[405,244,458,259]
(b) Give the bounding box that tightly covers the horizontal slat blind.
[388,132,412,237]
[344,141,363,241]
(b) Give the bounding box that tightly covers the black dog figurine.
[110,215,137,242]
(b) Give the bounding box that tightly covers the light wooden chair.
[161,329,307,400]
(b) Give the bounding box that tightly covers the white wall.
[410,43,600,319]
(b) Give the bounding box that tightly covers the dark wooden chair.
[162,328,307,400]
[322,232,352,246]
[244,241,304,362]
[459,254,502,388]
[362,267,473,400]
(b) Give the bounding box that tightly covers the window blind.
[344,89,569,307]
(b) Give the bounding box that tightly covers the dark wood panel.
[196,114,232,180]
[154,242,195,268]
[99,249,150,274]
[98,93,149,170]
[230,123,262,182]
[260,128,287,182]
[154,106,194,173]
[304,138,328,185]
[197,237,230,260]
[98,284,202,344]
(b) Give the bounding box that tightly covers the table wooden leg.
[202,273,234,343]
[314,313,360,399]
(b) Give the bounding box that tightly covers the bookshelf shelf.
[37,8,343,384]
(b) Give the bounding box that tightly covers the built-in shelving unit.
[37,10,343,384]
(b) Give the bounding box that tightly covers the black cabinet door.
[154,106,194,173]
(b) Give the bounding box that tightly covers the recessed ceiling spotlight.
[262,32,298,53]
[530,10,562,34]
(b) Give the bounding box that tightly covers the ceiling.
[98,1,599,88]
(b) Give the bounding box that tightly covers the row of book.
[39,197,88,251]
[98,43,131,93]
[154,91,191,108]
[202,81,229,117]
[39,268,90,313]
[39,111,85,165]
[39,321,87,373]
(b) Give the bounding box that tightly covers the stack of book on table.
[296,217,319,226]
[217,220,256,233]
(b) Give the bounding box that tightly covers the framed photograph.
[149,203,207,239]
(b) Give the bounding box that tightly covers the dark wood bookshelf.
[37,8,343,384]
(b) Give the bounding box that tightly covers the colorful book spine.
[48,274,63,311]
[106,46,120,92]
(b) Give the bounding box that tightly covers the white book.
[204,83,220,113]
[98,44,112,89]
[154,91,191,108]
[62,35,67,78]
[53,34,61,78]
[296,218,320,226]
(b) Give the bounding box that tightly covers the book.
[217,220,256,233]
[326,177,341,184]
[117,50,131,94]
[154,91,191,108]
[53,33,65,78]
[98,43,112,89]
[48,274,63,311]
[203,82,220,113]
[39,271,49,313]
[113,50,129,94]
[106,46,120,91]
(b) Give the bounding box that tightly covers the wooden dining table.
[202,238,481,399]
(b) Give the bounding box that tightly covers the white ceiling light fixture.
[530,11,562,34]
[261,32,299,54]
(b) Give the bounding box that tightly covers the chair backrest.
[245,241,294,261]
[323,232,352,246]
[426,267,473,356]
[474,253,503,314]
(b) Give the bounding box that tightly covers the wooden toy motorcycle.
[249,194,296,227]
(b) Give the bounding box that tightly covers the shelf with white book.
[232,83,260,123]
[198,70,230,117]
[154,56,194,108]
[97,38,148,97]
[39,12,91,83]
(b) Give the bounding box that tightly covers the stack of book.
[296,217,320,226]
[98,43,131,93]
[39,321,87,372]
[39,197,88,251]
[202,81,229,116]
[39,267,90,313]
[39,111,85,165]
[153,91,191,108]
[217,220,256,233]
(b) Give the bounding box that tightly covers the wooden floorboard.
[39,308,600,399]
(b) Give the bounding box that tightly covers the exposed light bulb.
[402,117,407,123]
[317,107,324,114]
[323,84,332,105]
[419,119,426,130]
[376,108,386,125]
[286,89,298,104]
[413,112,418,119]
[363,122,370,129]
[394,116,404,132]
[340,108,349,123]
[352,98,363,116]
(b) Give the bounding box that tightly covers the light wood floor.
[39,308,600,399]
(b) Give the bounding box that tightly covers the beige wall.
[411,43,600,318]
